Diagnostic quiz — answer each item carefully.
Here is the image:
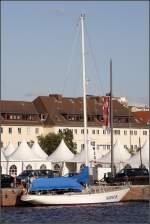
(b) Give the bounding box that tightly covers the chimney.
[49,94,62,101]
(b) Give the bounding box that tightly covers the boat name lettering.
[106,195,117,200]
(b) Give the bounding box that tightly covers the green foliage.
[37,133,61,155]
[37,128,76,155]
[127,147,135,155]
[58,128,76,154]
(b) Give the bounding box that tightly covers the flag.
[103,96,110,128]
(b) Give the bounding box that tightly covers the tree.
[37,129,76,155]
[37,133,61,155]
[58,128,77,154]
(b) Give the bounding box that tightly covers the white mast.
[80,14,88,167]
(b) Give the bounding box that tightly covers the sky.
[1,1,149,106]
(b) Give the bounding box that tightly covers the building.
[0,100,44,148]
[0,94,149,157]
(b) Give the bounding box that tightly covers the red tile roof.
[133,111,150,124]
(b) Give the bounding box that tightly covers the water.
[1,202,149,224]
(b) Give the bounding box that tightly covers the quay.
[121,185,149,202]
[0,185,149,207]
[0,187,23,207]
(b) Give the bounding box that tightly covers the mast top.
[80,14,85,19]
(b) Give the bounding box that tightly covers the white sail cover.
[97,139,131,164]
[69,141,96,163]
[3,140,16,157]
[125,139,149,169]
[47,139,74,162]
[31,140,48,159]
[8,139,43,161]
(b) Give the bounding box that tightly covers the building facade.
[0,94,149,157]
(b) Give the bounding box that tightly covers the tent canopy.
[97,139,131,164]
[8,139,43,161]
[1,149,7,161]
[31,140,48,159]
[47,139,74,162]
[125,139,149,169]
[3,140,16,157]
[68,141,96,163]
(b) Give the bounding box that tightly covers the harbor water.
[1,202,149,224]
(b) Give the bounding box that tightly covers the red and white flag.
[103,96,110,128]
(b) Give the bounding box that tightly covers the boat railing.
[89,180,131,194]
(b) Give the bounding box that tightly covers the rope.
[84,23,105,96]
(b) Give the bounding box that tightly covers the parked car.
[1,174,14,188]
[105,168,149,185]
[16,169,54,186]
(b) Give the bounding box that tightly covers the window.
[92,130,95,134]
[103,145,106,149]
[143,131,147,135]
[107,145,110,150]
[96,130,99,134]
[114,130,120,135]
[81,129,84,134]
[18,141,21,146]
[0,141,3,148]
[130,130,133,135]
[134,130,137,135]
[18,128,21,134]
[27,127,30,135]
[0,127,3,133]
[40,164,47,170]
[124,130,127,135]
[74,129,77,134]
[103,130,106,135]
[35,128,39,134]
[26,164,32,170]
[124,145,128,149]
[81,144,84,150]
[8,127,12,134]
[54,164,60,171]
[9,165,17,177]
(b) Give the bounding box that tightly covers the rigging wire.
[84,23,105,97]
[61,19,80,96]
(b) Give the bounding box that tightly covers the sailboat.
[21,14,130,205]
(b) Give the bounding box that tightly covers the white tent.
[125,139,149,169]
[3,140,16,157]
[97,139,131,164]
[47,139,74,162]
[1,149,7,174]
[31,140,48,160]
[1,148,7,161]
[7,139,52,175]
[8,139,43,162]
[69,141,96,163]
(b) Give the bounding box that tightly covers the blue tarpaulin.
[30,177,83,192]
[69,166,89,185]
